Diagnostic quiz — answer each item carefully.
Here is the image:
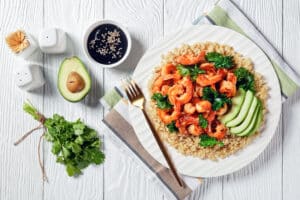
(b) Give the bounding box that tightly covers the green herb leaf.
[199,134,224,147]
[151,93,173,109]
[234,67,255,92]
[202,87,231,111]
[166,121,178,133]
[176,64,205,81]
[205,52,234,69]
[198,114,208,128]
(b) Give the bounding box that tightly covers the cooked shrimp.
[161,85,170,95]
[207,121,227,140]
[219,72,237,97]
[152,77,171,93]
[184,103,196,114]
[195,100,212,113]
[168,77,193,104]
[203,111,216,122]
[157,103,181,124]
[196,74,223,87]
[176,50,206,65]
[176,115,199,135]
[194,85,203,97]
[161,63,181,81]
[216,103,228,116]
[187,124,203,136]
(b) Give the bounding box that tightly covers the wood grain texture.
[42,0,104,200]
[103,0,164,199]
[1,0,300,199]
[282,0,300,199]
[0,0,44,200]
[222,1,283,200]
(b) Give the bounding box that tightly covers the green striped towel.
[101,0,300,109]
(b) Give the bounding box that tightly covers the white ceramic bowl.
[83,20,132,68]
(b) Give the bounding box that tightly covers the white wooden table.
[1,0,300,199]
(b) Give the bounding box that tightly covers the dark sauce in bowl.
[87,24,128,65]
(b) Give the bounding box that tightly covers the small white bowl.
[83,20,132,68]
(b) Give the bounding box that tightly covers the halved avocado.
[220,88,246,124]
[226,90,254,127]
[230,96,258,135]
[58,57,91,102]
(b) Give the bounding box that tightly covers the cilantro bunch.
[23,102,105,177]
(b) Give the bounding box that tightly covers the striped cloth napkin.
[102,0,300,199]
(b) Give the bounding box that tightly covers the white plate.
[129,25,281,177]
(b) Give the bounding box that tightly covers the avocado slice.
[230,96,258,134]
[236,101,261,136]
[220,89,246,124]
[58,56,91,102]
[226,90,254,127]
[247,101,263,136]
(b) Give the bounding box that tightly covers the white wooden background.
[1,0,300,199]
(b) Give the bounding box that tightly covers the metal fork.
[123,78,184,187]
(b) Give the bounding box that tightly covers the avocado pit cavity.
[66,72,85,93]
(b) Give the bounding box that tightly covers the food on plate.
[58,57,91,102]
[147,42,268,160]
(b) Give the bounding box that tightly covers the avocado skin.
[246,100,263,136]
[58,56,91,102]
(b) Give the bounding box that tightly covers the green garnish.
[151,93,173,109]
[205,52,234,69]
[202,87,231,110]
[176,64,205,81]
[166,121,178,133]
[234,67,255,92]
[23,102,105,177]
[198,114,208,128]
[199,134,224,147]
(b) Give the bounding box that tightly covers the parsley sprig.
[177,64,205,81]
[166,121,178,133]
[205,52,234,69]
[202,87,231,110]
[199,134,224,147]
[152,93,173,109]
[198,114,208,128]
[234,67,255,92]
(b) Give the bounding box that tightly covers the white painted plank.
[223,0,283,200]
[164,0,222,199]
[0,0,44,199]
[43,0,104,200]
[282,0,300,199]
[103,0,164,199]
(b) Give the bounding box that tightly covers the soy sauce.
[87,24,128,65]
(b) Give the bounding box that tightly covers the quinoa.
[146,42,268,161]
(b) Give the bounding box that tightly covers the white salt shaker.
[14,63,45,91]
[38,28,68,54]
